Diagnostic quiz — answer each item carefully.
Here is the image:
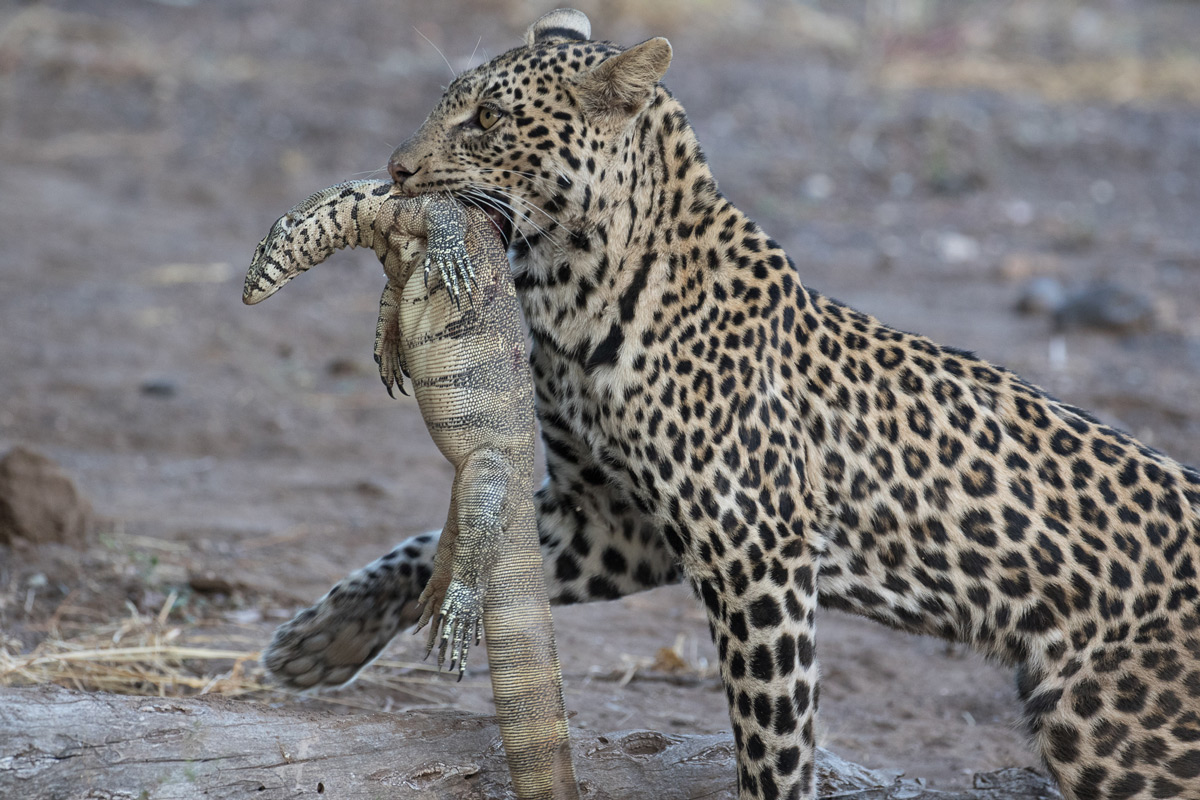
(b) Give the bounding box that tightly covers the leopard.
[263,9,1200,799]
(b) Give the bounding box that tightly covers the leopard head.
[387,9,672,264]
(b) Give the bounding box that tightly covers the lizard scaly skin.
[244,181,580,800]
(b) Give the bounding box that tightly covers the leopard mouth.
[485,206,513,245]
[462,194,513,247]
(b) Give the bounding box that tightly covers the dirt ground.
[3,0,1200,792]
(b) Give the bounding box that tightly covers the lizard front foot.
[420,196,477,308]
[424,238,476,309]
[374,281,406,396]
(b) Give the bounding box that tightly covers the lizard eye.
[477,106,501,130]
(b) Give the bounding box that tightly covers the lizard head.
[243,210,302,305]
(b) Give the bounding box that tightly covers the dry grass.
[0,591,271,697]
[0,589,455,706]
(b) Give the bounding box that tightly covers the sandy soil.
[3,0,1200,791]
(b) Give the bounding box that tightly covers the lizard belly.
[398,268,531,465]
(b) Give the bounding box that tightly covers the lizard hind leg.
[416,448,515,678]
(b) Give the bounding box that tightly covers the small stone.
[226,608,263,624]
[1044,206,1096,252]
[353,480,388,497]
[936,232,980,265]
[139,379,178,398]
[1015,277,1067,315]
[0,447,94,548]
[326,357,363,378]
[889,173,915,198]
[188,569,237,595]
[1003,200,1034,227]
[1154,239,1200,270]
[803,173,834,201]
[1054,281,1155,333]
[998,252,1062,282]
[1089,179,1115,205]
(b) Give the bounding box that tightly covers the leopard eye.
[477,106,501,130]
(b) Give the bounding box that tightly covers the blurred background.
[2,0,1199,790]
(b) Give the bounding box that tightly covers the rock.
[936,232,981,265]
[998,252,1061,282]
[1054,281,1155,333]
[188,569,237,595]
[1015,277,1066,315]
[802,173,835,201]
[0,446,94,548]
[1014,278,1156,335]
[326,356,364,378]
[139,378,178,398]
[1154,239,1200,269]
[1043,209,1096,253]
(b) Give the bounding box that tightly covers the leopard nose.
[388,157,416,186]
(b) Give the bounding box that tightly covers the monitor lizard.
[243,180,580,800]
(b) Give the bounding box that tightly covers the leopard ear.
[572,37,672,120]
[525,8,591,46]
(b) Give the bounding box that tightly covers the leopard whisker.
[467,183,560,240]
[348,165,391,180]
[467,35,483,70]
[414,25,456,78]
[461,188,544,259]
[475,167,564,196]
[482,184,568,238]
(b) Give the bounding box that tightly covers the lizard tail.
[484,502,581,800]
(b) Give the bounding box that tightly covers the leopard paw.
[262,537,436,689]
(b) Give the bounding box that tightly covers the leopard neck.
[512,89,740,363]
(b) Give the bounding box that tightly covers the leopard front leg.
[262,445,680,690]
[685,538,821,800]
[532,400,682,603]
[262,531,438,689]
[657,425,823,800]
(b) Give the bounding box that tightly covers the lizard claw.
[374,282,407,397]
[381,372,407,398]
[376,346,407,397]
[426,243,476,310]
[414,194,477,310]
[422,578,483,678]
